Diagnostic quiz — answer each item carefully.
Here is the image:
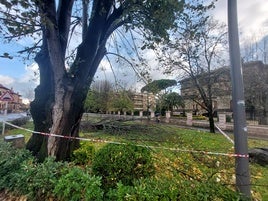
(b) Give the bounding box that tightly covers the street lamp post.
[227,0,251,197]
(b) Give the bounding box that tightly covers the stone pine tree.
[141,79,177,94]
[0,0,184,161]
[141,79,177,115]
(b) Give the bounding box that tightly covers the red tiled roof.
[0,84,21,96]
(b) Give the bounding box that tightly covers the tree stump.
[248,148,268,166]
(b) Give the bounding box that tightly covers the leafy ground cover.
[1,120,268,200]
[81,122,268,200]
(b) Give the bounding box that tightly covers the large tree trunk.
[207,100,215,133]
[45,37,106,160]
[26,0,121,161]
[27,56,102,161]
[46,84,86,161]
[26,43,54,161]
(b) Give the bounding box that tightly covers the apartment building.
[132,92,156,112]
[179,61,268,124]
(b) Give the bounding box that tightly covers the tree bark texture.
[208,110,215,133]
[26,40,54,161]
[27,0,122,161]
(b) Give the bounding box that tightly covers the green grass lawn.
[81,122,268,200]
[2,121,268,200]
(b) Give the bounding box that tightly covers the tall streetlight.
[227,0,251,197]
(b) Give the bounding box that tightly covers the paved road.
[0,112,27,122]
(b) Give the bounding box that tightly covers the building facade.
[132,92,156,112]
[0,84,23,113]
[179,61,268,124]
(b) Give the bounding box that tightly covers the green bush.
[172,114,186,119]
[92,143,155,189]
[226,115,232,123]
[4,117,30,130]
[193,115,207,120]
[107,178,242,201]
[107,178,180,200]
[178,180,242,201]
[0,140,102,200]
[11,117,30,126]
[0,140,68,200]
[0,140,33,190]
[54,166,103,201]
[0,137,243,201]
[71,142,95,165]
[14,157,67,200]
[11,117,30,127]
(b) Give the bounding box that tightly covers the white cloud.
[0,63,39,101]
[94,47,176,92]
[0,75,15,85]
[213,0,268,36]
[237,1,268,37]
[19,63,39,84]
[95,58,139,89]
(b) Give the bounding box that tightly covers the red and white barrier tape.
[215,124,234,144]
[3,121,249,158]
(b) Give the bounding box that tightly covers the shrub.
[4,117,30,130]
[0,141,68,200]
[193,115,207,120]
[107,178,242,201]
[0,140,102,201]
[71,142,95,165]
[92,143,155,189]
[226,115,232,123]
[14,157,67,200]
[107,178,181,201]
[54,166,103,201]
[177,180,242,201]
[10,117,30,127]
[172,114,186,119]
[0,140,33,190]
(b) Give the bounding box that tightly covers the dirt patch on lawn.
[0,190,27,201]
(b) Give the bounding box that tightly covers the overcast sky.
[0,0,268,102]
[213,0,268,38]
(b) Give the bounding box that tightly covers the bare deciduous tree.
[158,3,227,133]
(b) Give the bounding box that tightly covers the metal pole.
[227,0,251,197]
[1,101,8,135]
[1,122,4,135]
